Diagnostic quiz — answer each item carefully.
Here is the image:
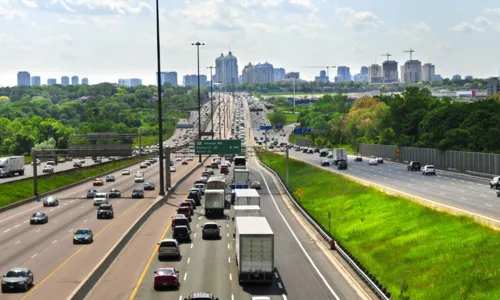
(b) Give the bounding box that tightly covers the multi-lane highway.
[247,95,500,221]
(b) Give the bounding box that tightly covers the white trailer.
[204,189,225,218]
[233,169,250,184]
[235,189,260,206]
[235,216,274,284]
[332,148,347,165]
[0,156,25,178]
[233,205,260,221]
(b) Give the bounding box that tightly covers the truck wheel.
[20,171,24,175]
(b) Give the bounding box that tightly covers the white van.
[93,193,109,206]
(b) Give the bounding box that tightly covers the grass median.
[0,157,144,208]
[257,150,500,299]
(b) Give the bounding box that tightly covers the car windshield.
[178,207,189,212]
[157,269,175,276]
[204,224,218,229]
[174,227,188,233]
[100,206,112,210]
[6,271,26,277]
[33,212,44,217]
[134,189,142,193]
[75,229,90,235]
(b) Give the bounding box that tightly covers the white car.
[176,157,182,161]
[93,193,109,206]
[194,183,205,194]
[422,165,436,175]
[134,175,145,183]
[122,169,130,175]
[42,165,54,173]
[170,166,176,172]
[368,159,378,166]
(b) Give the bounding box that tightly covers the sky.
[1,0,500,87]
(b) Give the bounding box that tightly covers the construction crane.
[403,49,415,61]
[381,53,392,61]
[301,66,337,79]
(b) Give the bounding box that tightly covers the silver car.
[157,239,180,260]
[43,196,58,207]
[250,181,261,190]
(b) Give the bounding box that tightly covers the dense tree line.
[296,87,500,153]
[0,83,208,155]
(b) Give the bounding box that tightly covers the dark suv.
[188,190,201,206]
[407,161,421,171]
[173,225,191,243]
[184,292,219,300]
[97,204,114,219]
[337,160,348,170]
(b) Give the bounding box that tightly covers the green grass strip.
[257,149,500,299]
[0,157,144,208]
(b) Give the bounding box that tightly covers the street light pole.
[207,66,214,140]
[192,42,204,163]
[156,0,165,195]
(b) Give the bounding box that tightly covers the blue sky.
[0,0,499,86]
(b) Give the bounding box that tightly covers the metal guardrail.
[257,156,391,300]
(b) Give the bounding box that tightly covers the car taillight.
[176,247,179,251]
[157,247,160,252]
[217,229,220,232]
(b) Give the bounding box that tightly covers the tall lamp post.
[207,66,214,139]
[156,0,165,195]
[192,42,204,163]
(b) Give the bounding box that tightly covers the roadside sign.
[275,125,283,130]
[195,139,241,155]
[296,188,304,197]
[260,125,273,131]
[175,123,194,129]
[396,148,401,156]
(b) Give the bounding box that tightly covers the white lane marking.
[227,244,230,249]
[480,194,487,198]
[196,224,199,228]
[0,205,39,223]
[31,253,38,259]
[282,294,288,300]
[13,224,20,228]
[69,212,73,215]
[50,209,55,212]
[64,203,68,206]
[226,233,229,238]
[459,190,464,193]
[23,220,28,224]
[226,223,229,227]
[68,228,73,233]
[190,244,193,249]
[183,272,187,281]
[179,296,182,300]
[485,204,493,207]
[231,295,234,300]
[274,272,279,278]
[83,220,88,223]
[52,240,57,244]
[228,257,231,263]
[249,164,341,300]
[194,233,197,238]
[460,197,467,201]
[15,240,20,245]
[187,257,190,264]
[229,273,232,281]
[36,229,41,233]
[54,220,58,223]
[70,200,74,203]
[278,282,283,289]
[198,216,202,220]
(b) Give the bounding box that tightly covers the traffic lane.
[87,166,206,300]
[290,151,500,219]
[247,161,362,300]
[14,162,197,300]
[0,157,166,230]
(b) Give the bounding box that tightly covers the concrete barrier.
[0,156,149,214]
[67,156,209,300]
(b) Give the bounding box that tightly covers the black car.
[376,157,384,164]
[321,160,330,167]
[97,204,114,219]
[407,161,421,171]
[132,189,145,198]
[184,292,219,300]
[337,160,348,170]
[106,175,115,182]
[211,163,218,169]
[73,228,94,244]
[188,190,201,205]
[109,189,121,198]
[30,212,48,224]
[144,182,155,190]
[202,222,221,239]
[173,225,191,243]
[172,214,191,230]
[1,268,34,293]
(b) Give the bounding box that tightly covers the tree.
[268,110,286,126]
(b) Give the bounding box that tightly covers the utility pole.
[192,42,205,163]
[155,0,165,195]
[207,66,214,140]
[292,78,296,109]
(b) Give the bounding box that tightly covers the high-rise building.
[17,71,31,87]
[315,70,329,83]
[368,64,383,83]
[464,75,473,80]
[400,65,406,83]
[284,72,300,80]
[61,76,70,86]
[382,61,398,83]
[31,76,41,86]
[71,75,79,85]
[487,78,500,96]
[452,74,462,80]
[242,63,254,84]
[118,78,142,87]
[274,68,285,82]
[242,62,274,84]
[361,66,368,76]
[158,72,178,86]
[215,52,238,86]
[354,67,369,82]
[82,78,89,85]
[421,63,435,82]
[403,60,422,83]
[47,78,57,85]
[336,66,351,82]
[183,75,207,87]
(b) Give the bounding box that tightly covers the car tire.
[24,284,28,291]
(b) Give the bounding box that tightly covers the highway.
[247,95,500,221]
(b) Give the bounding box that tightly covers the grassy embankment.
[0,156,144,208]
[257,149,500,299]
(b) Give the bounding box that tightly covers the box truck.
[234,216,274,284]
[233,169,250,184]
[332,148,347,165]
[234,156,246,170]
[206,175,226,190]
[204,189,225,218]
[233,205,260,221]
[235,189,260,206]
[0,156,25,177]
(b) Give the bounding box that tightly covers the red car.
[153,267,180,290]
[220,166,229,174]
[354,156,363,162]
[93,178,104,186]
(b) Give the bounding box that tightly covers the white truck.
[234,156,246,170]
[332,148,347,165]
[234,169,250,184]
[0,156,25,178]
[235,189,260,206]
[233,205,260,221]
[204,189,225,218]
[235,216,274,284]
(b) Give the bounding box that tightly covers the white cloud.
[474,16,492,26]
[45,0,152,15]
[452,22,484,33]
[436,43,452,51]
[21,0,37,9]
[334,7,383,30]
[484,7,500,15]
[391,21,430,41]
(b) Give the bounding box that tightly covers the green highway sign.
[195,139,242,155]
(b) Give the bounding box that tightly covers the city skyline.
[1,0,500,86]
